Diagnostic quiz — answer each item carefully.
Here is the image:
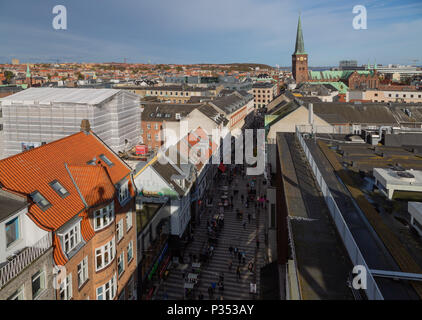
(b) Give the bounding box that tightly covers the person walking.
[211,281,217,293]
[229,246,233,256]
[198,292,204,300]
[234,247,238,255]
[242,252,246,264]
[219,272,224,283]
[243,221,246,229]
[248,213,251,224]
[236,265,241,281]
[238,251,242,264]
[228,259,233,271]
[256,239,260,249]
[208,286,213,299]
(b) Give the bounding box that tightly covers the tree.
[4,70,14,84]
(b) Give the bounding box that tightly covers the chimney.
[308,103,314,125]
[80,119,91,134]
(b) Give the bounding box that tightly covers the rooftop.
[0,189,27,223]
[0,87,125,105]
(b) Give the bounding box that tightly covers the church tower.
[292,15,308,84]
[25,64,32,87]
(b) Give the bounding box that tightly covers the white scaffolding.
[0,88,141,157]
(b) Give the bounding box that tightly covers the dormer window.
[63,223,81,254]
[30,191,52,211]
[49,180,69,198]
[99,154,114,167]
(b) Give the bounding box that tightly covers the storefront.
[141,241,171,300]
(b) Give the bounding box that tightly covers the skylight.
[49,180,69,198]
[31,191,52,211]
[99,154,114,167]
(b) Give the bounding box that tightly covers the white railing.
[0,232,52,289]
[295,126,384,300]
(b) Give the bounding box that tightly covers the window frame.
[127,240,133,264]
[49,180,70,198]
[31,270,46,299]
[63,223,81,254]
[119,181,130,204]
[116,219,124,242]
[96,273,117,300]
[30,191,52,211]
[60,273,73,300]
[5,216,20,248]
[117,251,125,278]
[77,256,89,288]
[99,154,114,167]
[126,210,133,232]
[8,285,24,300]
[93,202,115,231]
[95,238,116,272]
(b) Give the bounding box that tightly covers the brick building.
[140,103,200,152]
[0,124,138,300]
[252,82,278,108]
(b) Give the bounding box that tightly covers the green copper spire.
[26,64,31,78]
[294,15,306,54]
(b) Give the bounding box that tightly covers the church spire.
[26,64,31,78]
[294,15,306,54]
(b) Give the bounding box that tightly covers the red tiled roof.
[53,233,67,266]
[68,164,115,208]
[0,131,131,232]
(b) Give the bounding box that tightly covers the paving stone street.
[156,164,267,300]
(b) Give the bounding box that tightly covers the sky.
[0,0,421,66]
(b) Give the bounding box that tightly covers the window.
[8,286,24,300]
[5,217,20,247]
[78,256,89,288]
[126,210,133,232]
[118,252,125,277]
[30,191,51,211]
[60,273,73,300]
[127,276,134,300]
[63,223,81,254]
[140,129,143,134]
[31,270,46,299]
[116,219,124,242]
[99,154,114,167]
[154,123,159,130]
[155,134,159,141]
[96,274,117,300]
[127,241,133,263]
[147,134,151,140]
[49,180,69,198]
[94,202,115,231]
[119,181,129,203]
[95,238,116,271]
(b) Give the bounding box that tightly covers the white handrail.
[0,232,52,289]
[295,126,384,300]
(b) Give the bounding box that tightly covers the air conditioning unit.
[175,113,181,120]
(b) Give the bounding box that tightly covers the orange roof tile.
[68,164,115,208]
[0,131,131,232]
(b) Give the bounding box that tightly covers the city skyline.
[1,0,422,66]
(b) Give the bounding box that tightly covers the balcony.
[0,232,52,289]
